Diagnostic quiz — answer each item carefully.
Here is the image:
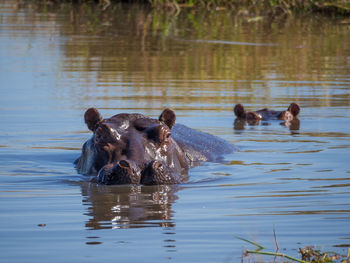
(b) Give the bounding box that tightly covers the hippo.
[75,108,235,185]
[234,103,300,121]
[233,103,300,129]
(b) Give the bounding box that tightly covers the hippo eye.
[135,125,146,131]
[134,118,150,131]
[166,132,171,139]
[94,123,119,144]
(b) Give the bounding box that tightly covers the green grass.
[46,0,350,15]
[238,235,350,263]
[115,0,350,15]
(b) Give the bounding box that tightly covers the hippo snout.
[141,161,183,185]
[97,160,140,185]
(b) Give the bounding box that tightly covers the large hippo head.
[75,108,189,185]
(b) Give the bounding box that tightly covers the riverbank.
[93,0,350,16]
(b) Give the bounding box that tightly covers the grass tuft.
[238,236,350,263]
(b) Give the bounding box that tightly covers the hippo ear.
[288,103,300,117]
[234,104,246,118]
[84,108,102,131]
[159,108,176,129]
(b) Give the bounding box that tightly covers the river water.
[1,1,350,262]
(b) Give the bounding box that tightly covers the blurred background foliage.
[5,1,350,109]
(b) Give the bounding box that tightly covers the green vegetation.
[239,236,350,263]
[245,247,350,263]
[38,0,350,15]
[18,0,349,108]
[95,0,350,15]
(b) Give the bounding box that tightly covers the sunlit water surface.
[1,1,350,262]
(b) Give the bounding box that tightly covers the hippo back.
[172,124,235,163]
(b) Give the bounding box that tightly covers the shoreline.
[53,0,350,16]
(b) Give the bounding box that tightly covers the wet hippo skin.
[75,108,235,185]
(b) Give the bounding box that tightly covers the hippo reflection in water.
[75,108,235,185]
[81,183,179,230]
[233,103,300,130]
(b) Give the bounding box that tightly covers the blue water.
[1,2,350,262]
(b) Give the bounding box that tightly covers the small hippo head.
[234,103,300,122]
[77,108,188,185]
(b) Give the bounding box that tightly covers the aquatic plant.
[238,235,350,263]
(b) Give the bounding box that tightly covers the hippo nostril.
[119,160,130,168]
[107,173,114,180]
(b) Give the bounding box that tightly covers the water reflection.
[233,117,300,131]
[4,0,348,110]
[81,182,179,229]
